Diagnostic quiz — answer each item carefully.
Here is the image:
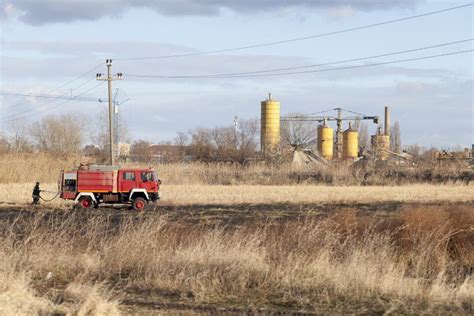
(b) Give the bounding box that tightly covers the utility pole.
[335,107,343,159]
[233,115,239,149]
[96,59,122,166]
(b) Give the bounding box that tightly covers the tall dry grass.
[0,254,120,315]
[1,205,472,313]
[1,182,473,206]
[0,153,471,185]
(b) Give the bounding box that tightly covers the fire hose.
[38,191,60,202]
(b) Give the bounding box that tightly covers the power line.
[47,62,103,93]
[115,3,472,61]
[0,91,102,102]
[2,77,97,117]
[5,82,104,122]
[4,81,105,122]
[2,62,102,111]
[125,39,473,78]
[125,49,473,79]
[222,49,474,78]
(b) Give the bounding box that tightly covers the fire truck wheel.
[132,197,147,211]
[78,196,94,210]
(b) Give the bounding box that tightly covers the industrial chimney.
[384,106,390,137]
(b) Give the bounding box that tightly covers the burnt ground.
[1,201,473,315]
[1,200,473,227]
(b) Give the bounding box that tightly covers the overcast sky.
[0,0,472,148]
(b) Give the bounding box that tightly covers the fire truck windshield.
[141,171,154,182]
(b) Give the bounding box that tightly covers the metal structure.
[260,93,280,155]
[96,59,123,166]
[281,108,379,159]
[343,122,358,159]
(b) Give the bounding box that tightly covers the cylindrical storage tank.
[260,94,280,155]
[371,134,390,160]
[343,126,358,159]
[317,124,334,160]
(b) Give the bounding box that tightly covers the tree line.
[0,113,414,162]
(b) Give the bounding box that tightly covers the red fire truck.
[59,165,160,211]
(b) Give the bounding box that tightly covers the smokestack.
[384,106,390,137]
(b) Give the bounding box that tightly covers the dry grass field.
[0,153,473,314]
[0,154,472,185]
[1,182,473,207]
[0,206,473,314]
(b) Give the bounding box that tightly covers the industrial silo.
[343,123,358,159]
[260,93,280,155]
[317,120,333,160]
[371,106,391,160]
[371,132,390,160]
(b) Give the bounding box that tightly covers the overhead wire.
[0,91,102,102]
[2,62,103,111]
[125,49,474,79]
[3,77,98,118]
[5,81,105,122]
[221,49,474,78]
[115,3,472,61]
[144,38,471,78]
[219,49,474,78]
[4,81,105,122]
[45,62,103,93]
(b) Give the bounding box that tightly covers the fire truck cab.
[59,165,160,211]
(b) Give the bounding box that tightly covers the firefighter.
[32,182,41,205]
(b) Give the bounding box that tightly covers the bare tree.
[358,122,370,154]
[237,118,259,162]
[189,127,213,159]
[351,119,370,155]
[174,131,190,157]
[0,134,10,154]
[280,114,315,149]
[187,118,259,163]
[130,140,153,162]
[390,121,401,153]
[7,119,33,154]
[30,113,85,156]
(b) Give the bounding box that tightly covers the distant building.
[150,144,190,162]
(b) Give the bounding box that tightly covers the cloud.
[4,38,469,87]
[1,0,421,25]
[327,5,357,19]
[3,39,470,147]
[3,41,460,85]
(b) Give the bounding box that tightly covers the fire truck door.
[119,171,137,193]
[139,171,156,191]
[61,172,77,199]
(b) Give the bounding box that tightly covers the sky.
[0,0,472,148]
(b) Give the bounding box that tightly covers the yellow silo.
[317,121,333,160]
[343,123,358,159]
[260,93,280,155]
